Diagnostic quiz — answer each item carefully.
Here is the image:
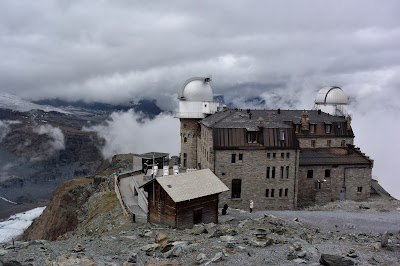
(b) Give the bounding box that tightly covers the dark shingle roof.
[201,109,346,129]
[299,147,373,166]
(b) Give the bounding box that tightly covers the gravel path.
[222,208,400,234]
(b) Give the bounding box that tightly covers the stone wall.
[197,125,214,171]
[297,164,371,207]
[298,137,354,148]
[214,149,299,210]
[180,119,199,169]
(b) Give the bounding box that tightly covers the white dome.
[315,86,348,105]
[178,77,214,102]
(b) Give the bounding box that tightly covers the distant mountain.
[33,98,163,118]
[0,93,66,113]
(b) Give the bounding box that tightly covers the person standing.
[250,200,253,213]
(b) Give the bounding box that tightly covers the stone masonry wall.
[297,164,371,207]
[298,137,354,148]
[214,149,299,210]
[197,125,214,171]
[180,119,199,169]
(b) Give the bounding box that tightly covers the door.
[193,208,203,224]
[340,187,346,200]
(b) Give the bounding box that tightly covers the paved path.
[119,177,137,209]
[220,208,400,235]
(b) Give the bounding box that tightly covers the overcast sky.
[1,1,399,198]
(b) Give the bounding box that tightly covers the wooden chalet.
[141,169,229,229]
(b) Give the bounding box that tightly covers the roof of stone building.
[139,152,169,159]
[299,147,373,166]
[200,109,347,129]
[142,169,229,203]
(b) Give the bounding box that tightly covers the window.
[272,167,276,178]
[184,137,187,143]
[271,189,275,198]
[247,132,258,143]
[281,153,284,159]
[280,131,285,141]
[327,140,331,147]
[325,124,332,134]
[231,154,236,163]
[316,181,322,190]
[266,189,269,197]
[266,167,270,178]
[267,153,271,159]
[183,124,186,128]
[183,153,187,167]
[284,188,288,197]
[238,153,243,162]
[286,152,290,159]
[310,124,316,133]
[273,153,276,159]
[286,166,289,179]
[279,189,283,197]
[341,140,346,147]
[307,170,313,179]
[311,140,316,147]
[232,179,242,198]
[357,186,363,193]
[295,124,300,133]
[325,169,331,178]
[280,166,284,179]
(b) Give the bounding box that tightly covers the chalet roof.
[299,147,373,166]
[200,109,346,129]
[149,169,229,203]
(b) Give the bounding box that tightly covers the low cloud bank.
[34,124,65,158]
[84,110,180,159]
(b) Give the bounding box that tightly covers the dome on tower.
[315,86,348,105]
[178,77,214,102]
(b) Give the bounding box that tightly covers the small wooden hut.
[141,169,229,229]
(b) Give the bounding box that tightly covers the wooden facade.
[142,180,219,229]
[295,121,353,138]
[213,127,299,149]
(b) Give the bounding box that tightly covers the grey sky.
[1,1,399,198]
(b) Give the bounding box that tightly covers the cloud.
[34,124,65,157]
[83,110,180,159]
[0,120,21,141]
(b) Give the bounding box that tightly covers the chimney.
[222,105,227,111]
[301,110,310,130]
[249,112,252,119]
[257,117,264,128]
[247,109,250,113]
[278,108,281,114]
[318,109,321,115]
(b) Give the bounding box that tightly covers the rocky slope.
[1,202,400,265]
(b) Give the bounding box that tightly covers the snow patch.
[0,207,46,243]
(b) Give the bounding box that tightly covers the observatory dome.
[178,77,214,102]
[315,86,348,105]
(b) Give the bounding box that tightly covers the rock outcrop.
[21,177,93,241]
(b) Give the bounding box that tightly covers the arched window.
[184,137,187,143]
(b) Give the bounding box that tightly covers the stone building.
[174,77,374,210]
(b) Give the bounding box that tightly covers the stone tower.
[174,77,219,169]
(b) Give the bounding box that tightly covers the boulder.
[210,252,223,263]
[196,253,208,264]
[140,243,159,252]
[156,233,168,243]
[320,254,355,266]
